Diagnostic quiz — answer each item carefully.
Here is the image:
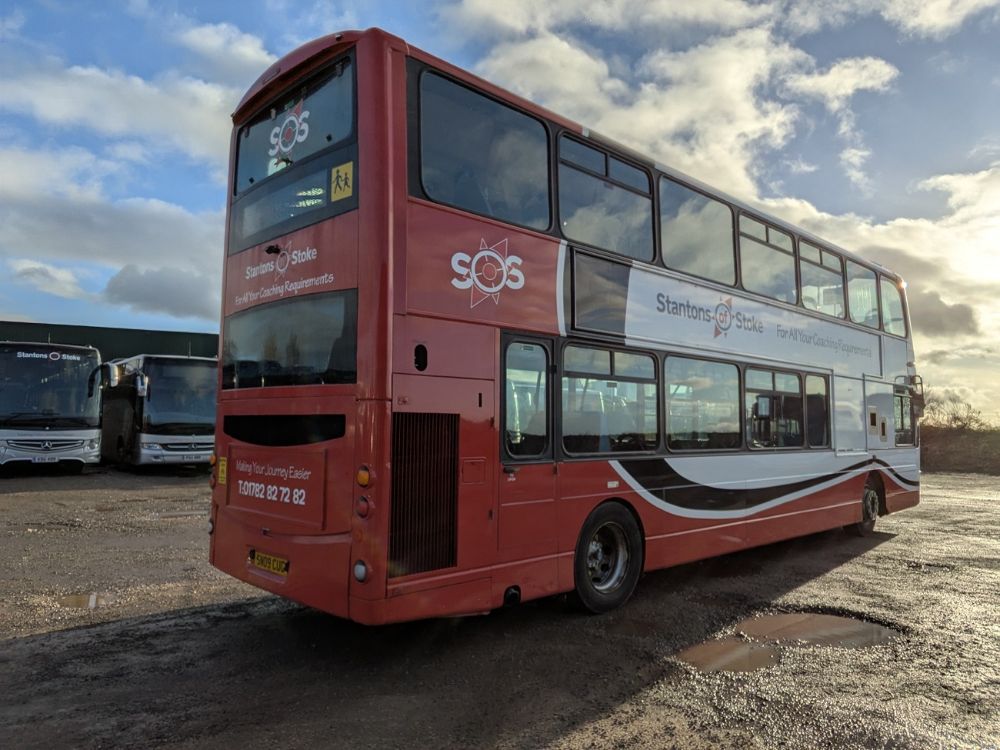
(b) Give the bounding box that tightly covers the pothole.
[675,637,781,672]
[57,593,115,609]
[676,610,899,673]
[736,612,898,648]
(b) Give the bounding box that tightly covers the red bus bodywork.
[209,29,919,625]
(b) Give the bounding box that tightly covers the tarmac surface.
[0,467,997,749]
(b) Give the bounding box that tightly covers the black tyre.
[573,502,643,614]
[847,477,880,537]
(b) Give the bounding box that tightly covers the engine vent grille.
[389,412,458,577]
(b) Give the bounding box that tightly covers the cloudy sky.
[1,1,999,414]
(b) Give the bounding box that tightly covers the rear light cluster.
[354,465,373,582]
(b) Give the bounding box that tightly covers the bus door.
[498,335,557,561]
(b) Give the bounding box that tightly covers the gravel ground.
[0,468,997,749]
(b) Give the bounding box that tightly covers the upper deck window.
[235,58,354,195]
[847,260,879,328]
[739,216,797,303]
[880,276,907,336]
[660,177,735,285]
[558,136,653,261]
[420,73,550,230]
[799,240,845,318]
[229,56,357,253]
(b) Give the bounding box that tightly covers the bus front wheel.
[847,477,880,537]
[573,502,643,614]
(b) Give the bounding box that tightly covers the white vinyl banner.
[624,267,881,376]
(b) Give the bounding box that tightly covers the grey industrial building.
[0,321,218,361]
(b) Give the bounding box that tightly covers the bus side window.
[660,177,736,286]
[505,343,549,458]
[880,276,907,336]
[805,375,829,448]
[558,136,654,262]
[420,72,550,231]
[746,368,803,448]
[847,260,879,328]
[739,216,797,304]
[665,357,741,450]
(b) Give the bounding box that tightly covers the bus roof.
[244,26,905,285]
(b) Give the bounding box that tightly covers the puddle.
[676,611,898,673]
[902,560,954,572]
[58,593,114,609]
[736,612,898,648]
[676,637,781,672]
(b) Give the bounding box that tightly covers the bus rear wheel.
[573,502,643,614]
[847,477,880,537]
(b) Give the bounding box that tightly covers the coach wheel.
[574,502,643,614]
[847,478,880,537]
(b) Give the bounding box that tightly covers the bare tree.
[921,388,988,431]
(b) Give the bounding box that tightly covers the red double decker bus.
[209,28,922,624]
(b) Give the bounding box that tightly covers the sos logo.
[268,101,310,158]
[450,239,524,308]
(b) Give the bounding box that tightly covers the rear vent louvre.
[389,413,458,577]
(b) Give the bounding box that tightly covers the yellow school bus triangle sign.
[331,161,354,201]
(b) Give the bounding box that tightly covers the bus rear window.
[221,290,357,389]
[235,58,354,194]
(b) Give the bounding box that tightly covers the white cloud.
[782,0,1000,37]
[477,28,807,198]
[0,145,223,320]
[104,265,219,320]
[266,0,361,49]
[452,0,774,35]
[783,57,897,189]
[881,0,1000,37]
[839,146,873,191]
[785,157,819,174]
[0,60,238,172]
[8,259,92,300]
[784,57,899,113]
[174,22,276,87]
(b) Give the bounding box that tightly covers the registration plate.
[182,455,200,462]
[250,550,289,577]
[32,456,59,463]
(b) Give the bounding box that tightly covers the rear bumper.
[210,506,353,619]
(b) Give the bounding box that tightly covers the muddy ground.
[0,468,997,749]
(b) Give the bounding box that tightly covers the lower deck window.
[895,391,914,446]
[665,357,740,450]
[221,290,357,389]
[562,346,657,454]
[746,368,803,448]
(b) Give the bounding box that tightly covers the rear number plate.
[250,550,289,577]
